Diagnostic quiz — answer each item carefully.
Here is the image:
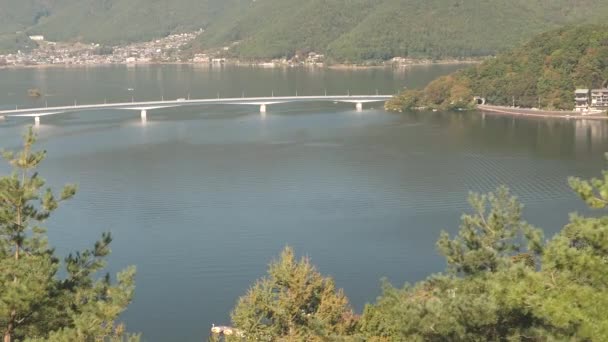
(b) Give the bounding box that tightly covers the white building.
[29,35,45,41]
[575,89,590,112]
[591,89,608,109]
[575,88,608,112]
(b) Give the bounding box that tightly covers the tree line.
[386,24,608,112]
[4,0,608,61]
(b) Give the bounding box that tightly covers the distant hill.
[197,0,377,59]
[199,0,608,61]
[0,0,55,52]
[0,0,52,33]
[385,25,608,111]
[29,0,232,44]
[0,0,232,52]
[2,0,608,60]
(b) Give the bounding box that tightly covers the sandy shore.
[477,104,608,120]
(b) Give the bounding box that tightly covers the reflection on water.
[574,119,608,156]
[1,66,608,341]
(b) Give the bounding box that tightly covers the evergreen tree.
[529,165,608,339]
[360,188,545,341]
[437,186,544,276]
[0,128,138,342]
[230,247,357,341]
[360,171,608,340]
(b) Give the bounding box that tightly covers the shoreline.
[327,60,481,70]
[477,104,608,120]
[0,59,482,71]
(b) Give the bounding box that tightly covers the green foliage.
[360,188,545,341]
[0,128,138,342]
[230,246,357,341]
[230,157,608,341]
[199,0,608,62]
[384,89,423,112]
[388,24,608,111]
[437,186,544,275]
[0,32,37,54]
[199,0,376,60]
[360,168,608,341]
[0,0,235,49]
[3,0,608,60]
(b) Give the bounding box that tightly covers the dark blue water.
[1,65,607,341]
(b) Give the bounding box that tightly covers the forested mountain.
[0,0,56,52]
[198,0,378,59]
[2,0,608,60]
[385,24,608,111]
[0,0,232,52]
[29,0,232,44]
[200,0,608,61]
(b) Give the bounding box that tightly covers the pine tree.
[231,247,357,341]
[528,165,608,339]
[437,186,544,276]
[360,171,608,340]
[0,128,138,342]
[360,187,545,341]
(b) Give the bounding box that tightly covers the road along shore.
[477,104,608,120]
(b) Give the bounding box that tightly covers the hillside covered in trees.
[2,0,608,61]
[386,24,608,112]
[0,0,231,52]
[199,0,608,62]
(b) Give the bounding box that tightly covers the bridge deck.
[0,95,392,117]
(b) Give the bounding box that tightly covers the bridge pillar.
[140,110,147,122]
[260,104,267,113]
[34,116,40,126]
[0,115,5,121]
[356,102,363,111]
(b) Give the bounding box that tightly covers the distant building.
[29,35,44,41]
[192,54,210,63]
[591,88,608,109]
[575,88,608,112]
[575,89,590,112]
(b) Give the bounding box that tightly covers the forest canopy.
[3,0,608,60]
[386,24,608,111]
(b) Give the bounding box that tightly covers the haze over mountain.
[2,0,608,60]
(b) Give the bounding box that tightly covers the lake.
[1,64,607,341]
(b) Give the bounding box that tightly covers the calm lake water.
[1,65,607,341]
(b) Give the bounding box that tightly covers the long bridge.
[0,95,393,125]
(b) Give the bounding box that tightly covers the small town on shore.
[0,30,474,69]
